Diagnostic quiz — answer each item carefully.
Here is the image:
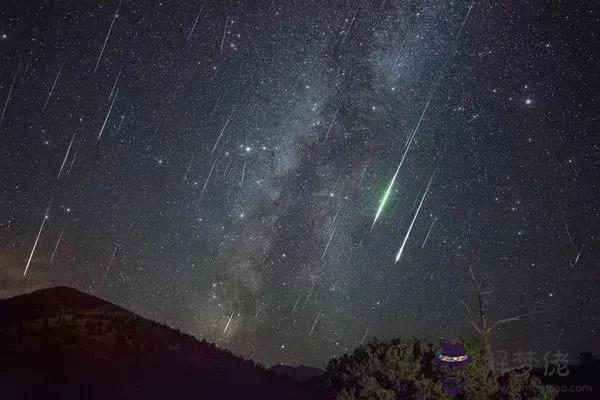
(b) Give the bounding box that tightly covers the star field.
[0,0,598,367]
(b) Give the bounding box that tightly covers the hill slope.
[0,286,325,400]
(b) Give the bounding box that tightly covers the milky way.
[0,0,598,367]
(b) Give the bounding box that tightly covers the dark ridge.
[0,286,326,400]
[0,286,127,324]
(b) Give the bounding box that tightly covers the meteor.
[115,114,125,135]
[290,295,300,314]
[201,159,217,195]
[357,159,370,186]
[321,219,338,260]
[223,158,231,178]
[301,284,314,311]
[340,6,359,49]
[309,310,321,336]
[395,169,436,263]
[23,198,53,277]
[372,96,433,229]
[187,5,205,41]
[43,57,66,109]
[558,203,573,244]
[0,60,20,129]
[105,243,118,277]
[421,217,437,248]
[108,66,123,101]
[94,0,121,73]
[223,311,234,334]
[57,132,77,180]
[456,0,476,39]
[360,328,369,346]
[98,88,119,140]
[67,136,83,174]
[49,224,66,264]
[323,104,341,143]
[211,107,234,154]
[220,15,229,53]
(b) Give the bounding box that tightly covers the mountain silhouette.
[0,286,326,400]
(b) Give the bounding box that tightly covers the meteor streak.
[223,311,234,334]
[558,203,573,244]
[340,7,359,49]
[291,295,300,314]
[357,229,368,247]
[67,136,83,173]
[105,243,118,277]
[201,159,217,195]
[98,88,119,140]
[114,114,125,135]
[321,219,338,260]
[421,217,437,248]
[301,284,314,311]
[372,95,434,229]
[94,0,121,73]
[57,132,77,180]
[395,169,436,263]
[309,310,321,336]
[23,198,53,277]
[323,104,341,143]
[220,15,229,53]
[211,108,234,154]
[360,328,369,346]
[187,5,205,41]
[0,60,20,129]
[456,0,476,39]
[108,66,123,100]
[240,161,246,185]
[49,224,66,264]
[357,159,370,186]
[223,158,231,177]
[43,57,66,109]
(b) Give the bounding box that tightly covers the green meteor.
[371,94,433,229]
[372,163,402,229]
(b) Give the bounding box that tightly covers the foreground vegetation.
[326,337,557,399]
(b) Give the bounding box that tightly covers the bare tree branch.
[468,319,482,334]
[468,265,481,289]
[461,298,481,333]
[460,298,473,320]
[489,307,542,332]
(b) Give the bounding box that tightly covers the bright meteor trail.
[211,108,234,155]
[395,168,436,263]
[371,95,434,229]
[23,198,52,277]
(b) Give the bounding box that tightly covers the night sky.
[1,0,598,368]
